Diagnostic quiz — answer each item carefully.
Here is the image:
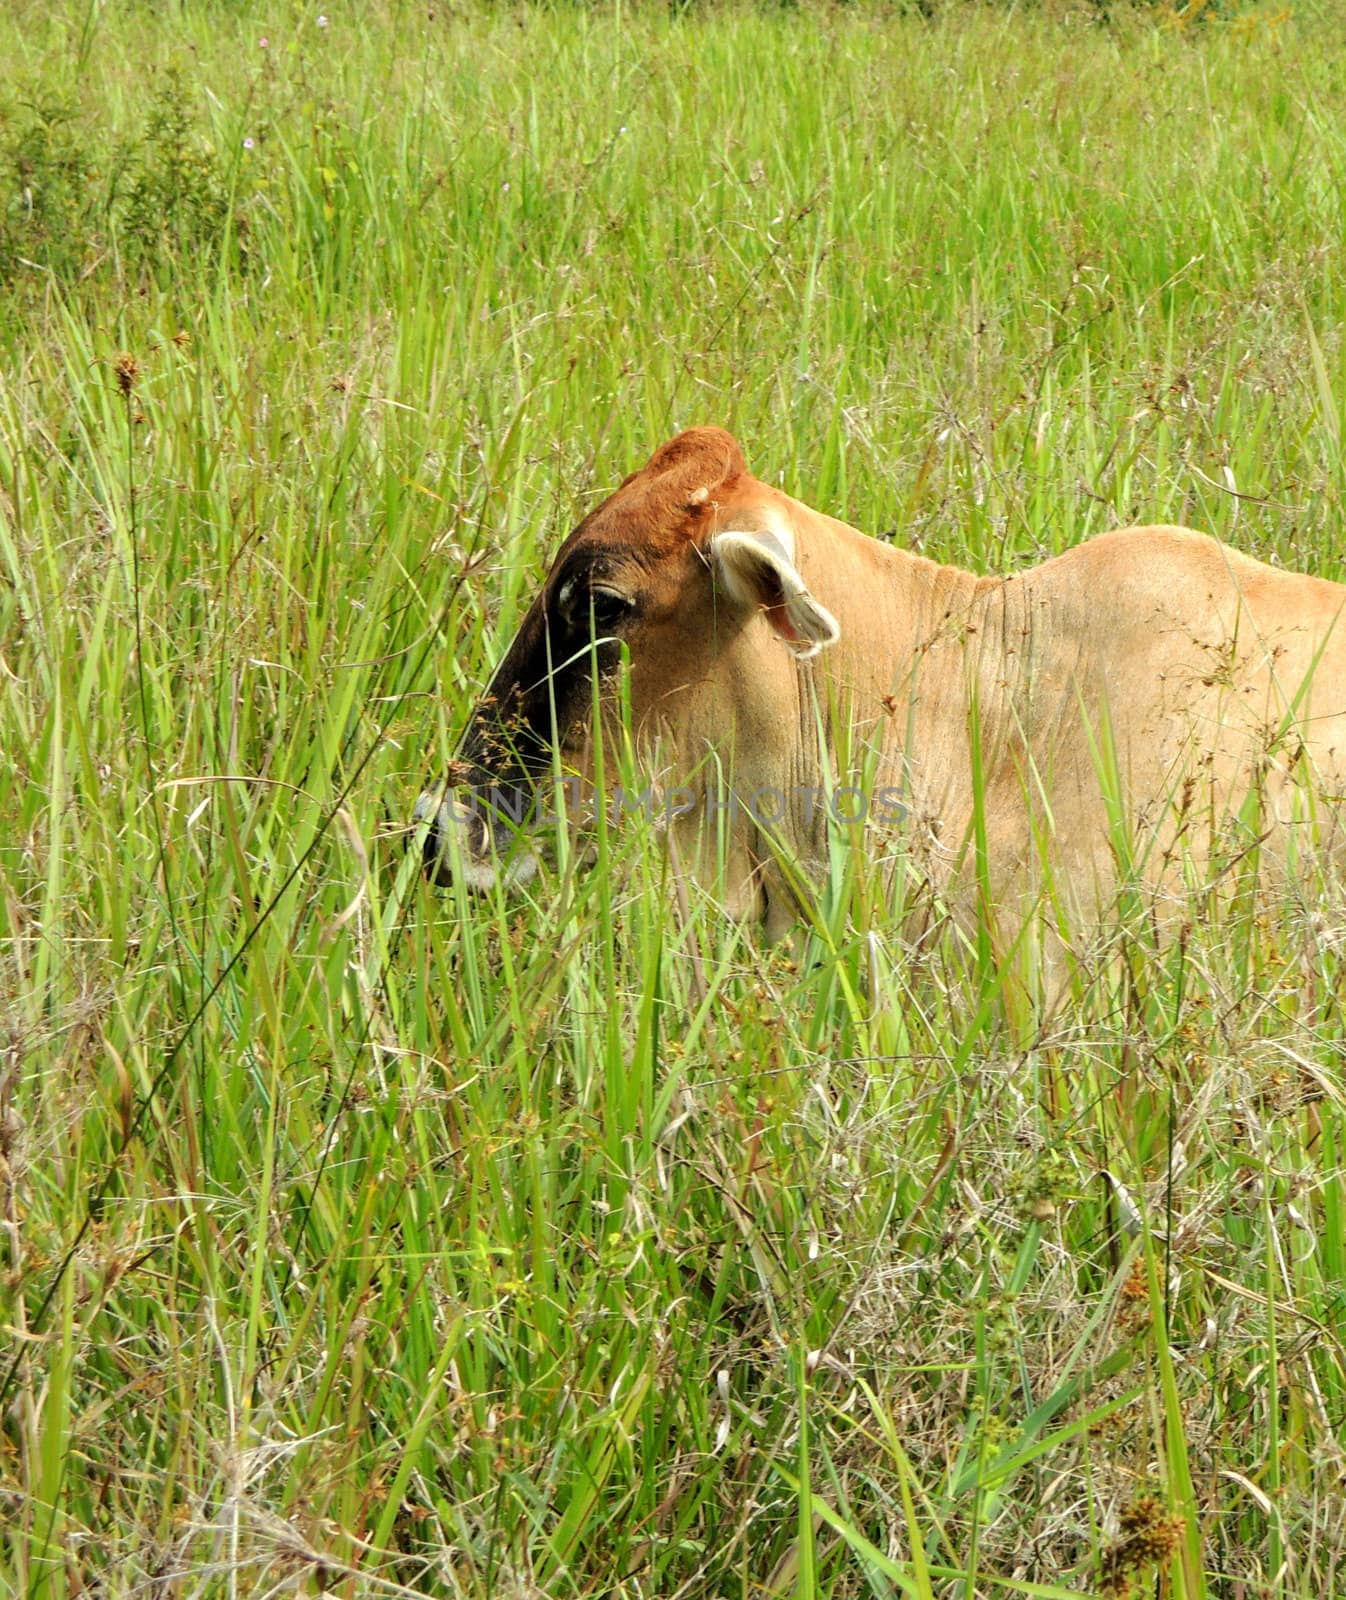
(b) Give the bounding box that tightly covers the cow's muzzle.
[414,784,539,891]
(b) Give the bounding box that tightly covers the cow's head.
[415,428,841,921]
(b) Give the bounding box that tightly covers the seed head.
[1100,1493,1185,1597]
[114,353,139,398]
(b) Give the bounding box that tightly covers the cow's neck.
[795,504,1007,689]
[791,501,1021,820]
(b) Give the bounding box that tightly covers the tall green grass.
[2,1,1345,1595]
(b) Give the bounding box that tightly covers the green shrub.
[0,70,249,294]
[118,71,238,283]
[0,95,102,285]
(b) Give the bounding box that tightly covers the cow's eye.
[555,573,636,635]
[585,585,635,632]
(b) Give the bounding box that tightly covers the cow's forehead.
[561,427,753,564]
[636,426,747,489]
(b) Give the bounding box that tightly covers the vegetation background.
[2,0,1344,1595]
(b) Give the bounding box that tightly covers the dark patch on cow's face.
[457,546,643,802]
[417,553,643,885]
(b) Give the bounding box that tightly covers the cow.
[416,427,1346,946]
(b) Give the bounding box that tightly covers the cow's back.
[985,524,1346,907]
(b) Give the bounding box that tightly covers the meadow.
[2,0,1345,1594]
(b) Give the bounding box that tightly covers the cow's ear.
[710,528,841,659]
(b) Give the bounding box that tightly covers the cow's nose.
[414,789,506,888]
[413,790,450,883]
[413,786,539,892]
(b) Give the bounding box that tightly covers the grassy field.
[2,0,1346,1595]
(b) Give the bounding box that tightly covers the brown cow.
[417,427,1346,942]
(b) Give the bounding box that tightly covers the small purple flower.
[243,137,255,150]
[317,13,329,25]
[259,35,269,47]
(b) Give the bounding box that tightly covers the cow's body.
[418,429,1346,942]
